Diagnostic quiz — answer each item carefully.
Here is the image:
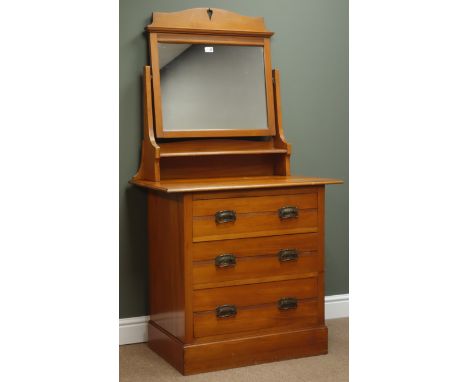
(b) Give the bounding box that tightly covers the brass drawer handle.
[215,210,236,224]
[278,249,299,262]
[278,297,298,310]
[278,206,299,220]
[216,304,237,318]
[215,254,237,268]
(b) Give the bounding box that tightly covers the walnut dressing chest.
[130,8,343,375]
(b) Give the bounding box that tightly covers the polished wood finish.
[159,155,276,180]
[131,9,332,184]
[317,187,326,325]
[192,192,318,242]
[147,8,276,138]
[194,272,319,290]
[263,38,276,133]
[272,69,291,175]
[146,8,274,37]
[192,232,319,260]
[193,208,318,242]
[131,176,343,193]
[147,192,186,340]
[148,321,185,372]
[149,320,328,375]
[193,253,321,288]
[159,139,286,157]
[150,31,277,139]
[157,33,265,46]
[193,278,319,311]
[193,192,317,216]
[132,66,160,182]
[181,194,194,342]
[185,326,328,374]
[148,32,164,140]
[157,129,276,139]
[194,299,319,338]
[131,8,342,375]
[143,186,329,374]
[193,186,317,200]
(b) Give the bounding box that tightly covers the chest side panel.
[148,191,188,341]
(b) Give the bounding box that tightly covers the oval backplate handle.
[215,210,237,224]
[278,297,298,310]
[216,304,237,318]
[215,254,237,268]
[278,206,299,220]
[278,248,299,262]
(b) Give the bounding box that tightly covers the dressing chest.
[130,8,343,375]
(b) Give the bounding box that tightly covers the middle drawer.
[192,233,322,288]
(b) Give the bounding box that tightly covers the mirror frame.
[147,8,276,138]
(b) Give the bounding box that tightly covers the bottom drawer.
[193,278,319,312]
[193,299,320,338]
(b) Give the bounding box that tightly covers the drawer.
[193,252,321,288]
[193,299,319,338]
[193,278,319,312]
[193,193,318,242]
[193,193,318,216]
[192,233,319,261]
[192,233,321,288]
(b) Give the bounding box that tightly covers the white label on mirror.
[204,46,214,53]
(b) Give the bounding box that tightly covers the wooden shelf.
[159,139,287,157]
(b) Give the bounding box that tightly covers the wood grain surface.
[193,278,319,311]
[131,176,343,193]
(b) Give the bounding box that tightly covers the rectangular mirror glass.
[158,43,268,132]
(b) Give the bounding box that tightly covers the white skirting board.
[120,294,349,345]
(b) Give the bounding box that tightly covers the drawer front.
[193,193,318,242]
[192,233,319,261]
[193,193,318,216]
[193,212,318,242]
[193,278,318,312]
[193,299,319,338]
[193,252,321,288]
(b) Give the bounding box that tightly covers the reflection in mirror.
[158,43,268,132]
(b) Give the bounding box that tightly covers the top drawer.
[193,193,318,242]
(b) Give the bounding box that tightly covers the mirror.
[157,43,269,133]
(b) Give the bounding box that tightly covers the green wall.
[120,0,348,318]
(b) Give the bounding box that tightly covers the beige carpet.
[120,318,348,382]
